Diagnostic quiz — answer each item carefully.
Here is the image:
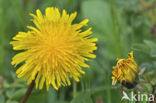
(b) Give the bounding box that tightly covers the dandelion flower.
[112,51,138,89]
[10,7,98,90]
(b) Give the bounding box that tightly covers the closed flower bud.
[112,51,138,89]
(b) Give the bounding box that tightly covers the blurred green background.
[0,0,156,103]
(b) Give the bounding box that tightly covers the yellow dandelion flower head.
[112,51,138,88]
[10,7,98,90]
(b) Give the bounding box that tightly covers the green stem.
[73,80,77,98]
[107,76,111,103]
[106,0,121,103]
[110,0,121,57]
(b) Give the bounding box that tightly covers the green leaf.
[71,91,93,103]
[6,100,18,103]
[12,88,27,100]
[6,89,15,99]
[47,87,58,103]
[81,0,113,40]
[0,46,5,75]
[144,40,156,57]
[131,43,150,54]
[0,93,5,103]
[9,83,26,88]
[27,89,47,103]
[144,83,152,93]
[2,80,10,88]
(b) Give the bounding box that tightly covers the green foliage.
[0,0,155,103]
[144,40,156,57]
[71,91,93,103]
[27,89,48,103]
[0,93,5,103]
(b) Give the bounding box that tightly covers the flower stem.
[73,80,77,98]
[110,0,121,57]
[20,80,35,103]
